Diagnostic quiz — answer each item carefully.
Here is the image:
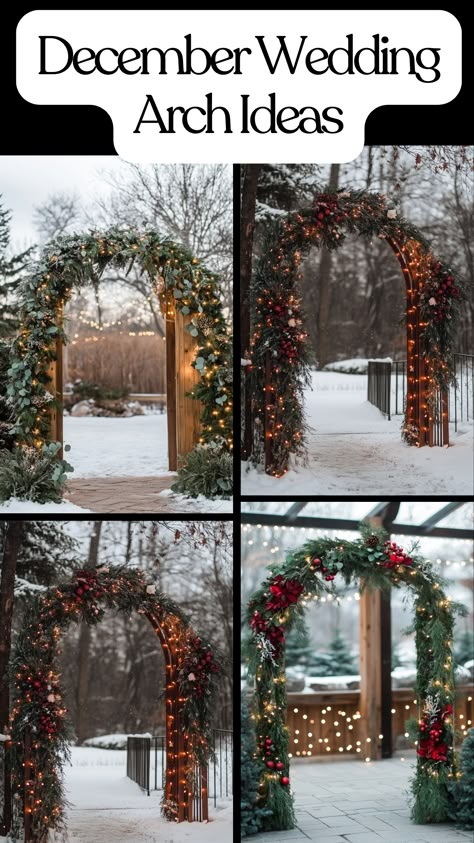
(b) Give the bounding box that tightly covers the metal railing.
[126,729,233,807]
[126,736,150,796]
[452,353,474,431]
[367,360,392,419]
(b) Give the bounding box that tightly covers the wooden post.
[174,310,201,467]
[380,588,392,758]
[359,516,384,761]
[201,766,208,821]
[23,728,33,843]
[46,309,64,456]
[264,351,273,474]
[165,303,178,472]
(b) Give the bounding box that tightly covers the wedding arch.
[248,190,462,476]
[8,228,232,473]
[9,565,219,841]
[246,523,460,830]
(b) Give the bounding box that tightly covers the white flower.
[146,584,156,595]
[240,358,252,366]
[97,566,109,573]
[47,694,56,703]
[288,319,296,327]
[429,297,437,306]
[188,673,196,681]
[387,209,397,219]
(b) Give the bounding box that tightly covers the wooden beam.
[359,514,383,761]
[165,305,177,472]
[175,311,201,467]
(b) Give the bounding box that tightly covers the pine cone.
[365,535,379,548]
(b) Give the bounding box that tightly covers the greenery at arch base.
[9,564,220,841]
[249,188,463,476]
[6,227,233,497]
[246,522,464,831]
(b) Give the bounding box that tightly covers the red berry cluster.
[265,575,304,611]
[73,569,104,603]
[311,193,342,224]
[312,557,336,582]
[261,736,288,785]
[20,674,63,737]
[382,542,413,568]
[250,611,285,658]
[417,703,452,762]
[422,261,460,323]
[180,637,218,698]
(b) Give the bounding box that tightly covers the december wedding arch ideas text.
[248,189,462,477]
[10,565,219,841]
[246,523,462,831]
[7,227,233,490]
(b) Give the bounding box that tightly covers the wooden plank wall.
[174,311,202,466]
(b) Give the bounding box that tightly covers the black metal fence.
[367,355,474,427]
[126,729,233,807]
[126,737,150,796]
[367,360,392,419]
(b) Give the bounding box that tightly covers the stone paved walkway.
[255,753,471,843]
[64,476,226,513]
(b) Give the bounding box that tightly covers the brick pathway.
[64,476,221,513]
[254,753,471,843]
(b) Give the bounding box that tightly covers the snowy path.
[63,414,169,478]
[242,371,473,496]
[64,747,232,843]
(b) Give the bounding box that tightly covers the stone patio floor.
[64,476,229,513]
[254,753,471,843]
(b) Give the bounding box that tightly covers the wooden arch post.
[146,612,208,822]
[386,238,449,447]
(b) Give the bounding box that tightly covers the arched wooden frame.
[20,609,208,843]
[262,235,449,475]
[48,289,201,471]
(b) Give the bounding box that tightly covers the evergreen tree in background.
[392,640,403,669]
[307,631,356,677]
[285,621,314,671]
[0,197,32,337]
[0,339,14,449]
[0,521,79,594]
[454,628,474,668]
[450,728,474,830]
[241,699,272,836]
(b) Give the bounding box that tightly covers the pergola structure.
[242,501,473,759]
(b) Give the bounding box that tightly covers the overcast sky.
[0,156,126,250]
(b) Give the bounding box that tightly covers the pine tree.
[451,728,474,830]
[0,339,14,449]
[0,197,32,337]
[241,699,272,836]
[454,628,474,667]
[0,520,79,596]
[285,621,314,672]
[307,632,356,677]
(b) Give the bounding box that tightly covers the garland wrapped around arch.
[6,227,233,495]
[9,565,220,841]
[249,189,463,476]
[246,522,464,831]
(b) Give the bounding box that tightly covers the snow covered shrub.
[171,442,232,498]
[0,442,73,503]
[71,378,130,401]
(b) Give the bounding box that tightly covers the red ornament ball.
[266,761,275,769]
[276,762,284,770]
[281,776,290,786]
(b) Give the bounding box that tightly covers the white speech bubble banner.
[16,9,461,163]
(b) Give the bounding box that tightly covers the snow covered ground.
[64,414,170,477]
[59,746,232,843]
[242,371,473,496]
[0,498,91,514]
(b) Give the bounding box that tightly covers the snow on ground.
[64,414,169,478]
[0,498,91,513]
[242,370,473,496]
[159,489,232,513]
[61,746,232,843]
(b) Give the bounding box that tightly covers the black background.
[1,7,470,155]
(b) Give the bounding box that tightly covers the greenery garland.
[6,227,232,493]
[9,564,220,840]
[246,522,463,831]
[249,189,463,475]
